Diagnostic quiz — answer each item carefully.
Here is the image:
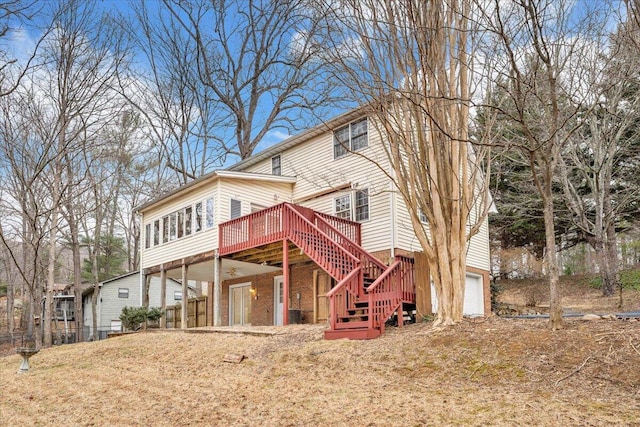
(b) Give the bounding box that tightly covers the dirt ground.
[496,275,640,315]
[1,279,639,426]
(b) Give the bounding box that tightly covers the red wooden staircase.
[219,202,416,339]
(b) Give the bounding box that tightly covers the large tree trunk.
[543,184,562,329]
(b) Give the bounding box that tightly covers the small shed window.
[118,288,129,299]
[174,290,182,301]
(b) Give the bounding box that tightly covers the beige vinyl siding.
[240,118,393,253]
[393,187,491,272]
[216,179,293,222]
[142,181,219,269]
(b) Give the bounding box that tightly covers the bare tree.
[315,0,492,325]
[476,0,614,328]
[558,25,640,299]
[162,0,336,161]
[26,0,129,346]
[120,1,225,185]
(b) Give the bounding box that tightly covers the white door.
[429,274,485,317]
[229,283,252,326]
[463,274,484,317]
[274,276,284,326]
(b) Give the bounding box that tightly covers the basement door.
[314,270,332,323]
[274,276,284,326]
[229,283,252,326]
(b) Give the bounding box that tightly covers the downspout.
[389,166,397,260]
[137,211,144,307]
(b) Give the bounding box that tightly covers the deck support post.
[283,239,289,326]
[181,261,188,329]
[213,253,222,326]
[160,265,167,328]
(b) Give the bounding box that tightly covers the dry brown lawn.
[1,316,639,426]
[2,278,640,426]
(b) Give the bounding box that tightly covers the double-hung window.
[271,155,281,176]
[334,189,370,222]
[153,220,160,246]
[333,118,368,159]
[144,224,151,249]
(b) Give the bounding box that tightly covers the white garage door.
[430,274,485,317]
[463,274,484,317]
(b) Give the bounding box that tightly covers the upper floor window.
[230,199,242,219]
[118,288,129,299]
[355,189,369,222]
[271,155,281,176]
[333,118,368,159]
[162,215,169,243]
[153,220,160,246]
[144,224,151,249]
[335,189,370,222]
[174,290,182,301]
[206,197,214,228]
[195,202,203,232]
[419,208,428,223]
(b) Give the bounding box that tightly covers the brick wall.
[220,262,318,326]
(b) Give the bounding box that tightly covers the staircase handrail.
[314,211,361,244]
[314,214,388,272]
[326,267,361,298]
[366,260,401,293]
[283,204,361,274]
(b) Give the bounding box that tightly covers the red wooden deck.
[218,202,416,339]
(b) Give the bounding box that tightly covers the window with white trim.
[355,189,369,221]
[144,224,151,249]
[153,220,160,246]
[271,155,281,176]
[206,197,214,228]
[185,206,193,235]
[334,194,351,220]
[195,202,203,232]
[333,118,368,159]
[174,290,182,301]
[177,210,185,238]
[118,288,129,299]
[230,199,242,219]
[162,215,169,243]
[334,189,370,222]
[419,209,428,223]
[169,213,177,241]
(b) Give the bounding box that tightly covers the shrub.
[119,306,164,331]
[119,306,147,331]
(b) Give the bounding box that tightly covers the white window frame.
[333,118,368,159]
[206,197,215,229]
[118,288,129,299]
[230,198,242,220]
[334,188,370,222]
[174,290,182,301]
[334,194,352,220]
[195,202,203,232]
[271,155,281,176]
[144,223,151,249]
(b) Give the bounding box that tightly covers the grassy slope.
[1,320,639,426]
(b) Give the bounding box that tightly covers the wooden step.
[324,327,382,340]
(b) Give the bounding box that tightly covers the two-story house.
[136,108,491,339]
